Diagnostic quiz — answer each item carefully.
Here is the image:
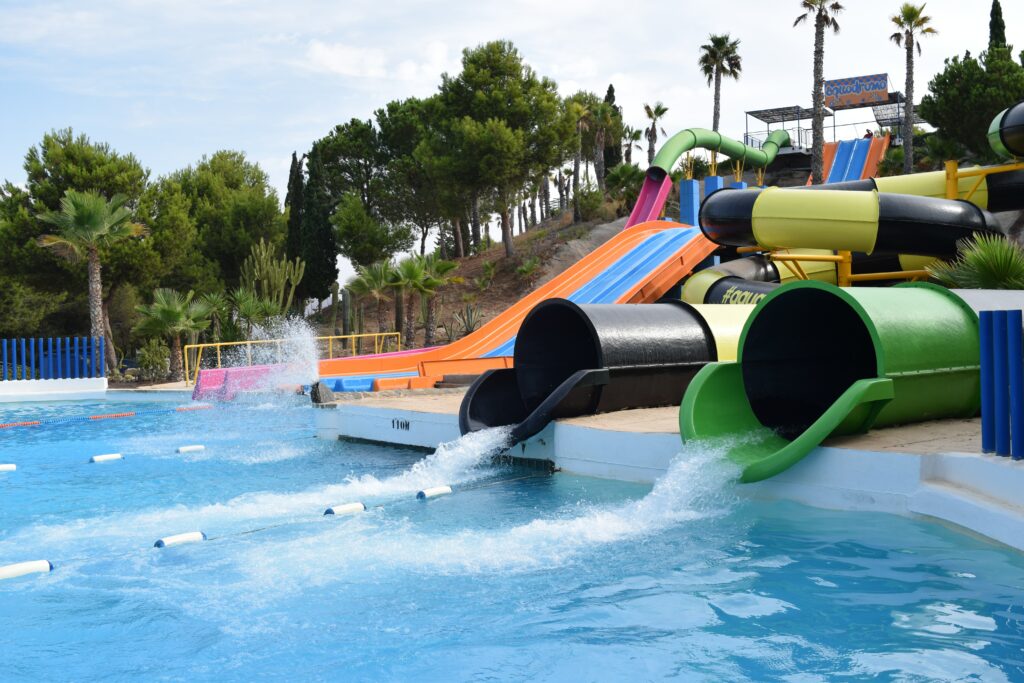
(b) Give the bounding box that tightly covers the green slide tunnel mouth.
[680,281,981,482]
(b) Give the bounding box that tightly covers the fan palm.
[589,102,617,191]
[38,190,148,369]
[390,257,432,348]
[794,0,845,184]
[928,234,1024,289]
[621,126,643,165]
[698,34,742,132]
[352,261,394,334]
[134,289,211,381]
[890,3,937,174]
[200,291,230,343]
[567,99,591,222]
[643,102,669,166]
[421,254,458,347]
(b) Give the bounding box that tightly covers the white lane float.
[89,453,123,463]
[323,502,366,516]
[176,445,205,454]
[416,485,453,500]
[0,560,53,581]
[0,464,16,472]
[154,531,207,548]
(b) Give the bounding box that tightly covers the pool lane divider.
[0,560,53,581]
[154,531,207,548]
[417,485,453,499]
[323,502,366,516]
[89,453,123,463]
[176,445,205,454]
[0,464,16,472]
[0,404,215,431]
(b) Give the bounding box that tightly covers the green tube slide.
[679,281,980,482]
[651,128,791,173]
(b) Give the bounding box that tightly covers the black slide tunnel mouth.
[740,286,877,440]
[513,299,602,412]
[698,187,761,247]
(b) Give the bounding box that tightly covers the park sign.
[823,74,889,110]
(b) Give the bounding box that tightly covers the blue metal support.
[64,337,71,379]
[85,337,92,379]
[18,338,25,380]
[980,311,995,453]
[73,336,80,379]
[730,181,748,190]
[679,179,701,227]
[98,336,106,378]
[1009,310,1024,460]
[994,311,1011,456]
[1,339,6,381]
[704,176,725,198]
[28,336,35,380]
[48,337,54,379]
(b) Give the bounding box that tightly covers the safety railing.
[183,332,401,386]
[1,336,105,381]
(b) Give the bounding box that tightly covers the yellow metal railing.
[184,332,401,386]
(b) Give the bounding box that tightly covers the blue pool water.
[3,393,1024,681]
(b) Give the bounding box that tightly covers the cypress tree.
[990,0,1006,49]
[603,84,623,171]
[284,151,304,262]
[300,145,339,306]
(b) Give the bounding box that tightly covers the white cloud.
[303,40,388,78]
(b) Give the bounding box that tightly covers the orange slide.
[320,222,717,389]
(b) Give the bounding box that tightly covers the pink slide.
[625,173,673,228]
[192,365,281,401]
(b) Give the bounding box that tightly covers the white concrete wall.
[0,378,107,403]
[313,402,1024,552]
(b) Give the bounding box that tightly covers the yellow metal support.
[944,160,959,200]
[183,332,401,386]
[709,150,718,177]
[732,159,745,183]
[754,167,766,187]
[837,251,853,288]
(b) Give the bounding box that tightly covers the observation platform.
[314,389,1024,553]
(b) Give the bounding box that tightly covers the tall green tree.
[284,151,305,262]
[38,191,147,370]
[589,102,618,191]
[920,47,1024,161]
[643,102,669,166]
[301,145,340,304]
[989,0,1006,49]
[621,125,643,165]
[699,34,743,132]
[794,0,845,185]
[439,41,569,256]
[602,84,624,172]
[891,3,938,174]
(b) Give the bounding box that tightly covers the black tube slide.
[459,299,717,443]
[699,186,1004,258]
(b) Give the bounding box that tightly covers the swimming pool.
[2,393,1023,681]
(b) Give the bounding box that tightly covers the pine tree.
[284,152,304,262]
[990,0,1006,49]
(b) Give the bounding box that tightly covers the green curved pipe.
[651,129,791,173]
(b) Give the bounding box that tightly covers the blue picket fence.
[0,336,106,381]
[980,310,1024,460]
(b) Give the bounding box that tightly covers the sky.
[1,0,1022,254]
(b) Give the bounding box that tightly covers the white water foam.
[219,442,741,594]
[0,427,512,561]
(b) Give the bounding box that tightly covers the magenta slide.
[625,173,673,227]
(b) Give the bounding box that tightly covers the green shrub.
[137,338,170,382]
[454,305,484,335]
[516,256,541,280]
[577,188,604,221]
[929,234,1024,289]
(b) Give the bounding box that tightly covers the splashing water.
[244,316,320,387]
[0,427,512,562]
[223,441,740,588]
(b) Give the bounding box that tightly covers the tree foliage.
[919,47,1024,161]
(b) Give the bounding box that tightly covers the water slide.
[314,222,718,391]
[679,101,1024,482]
[458,299,752,444]
[810,134,890,185]
[626,129,791,227]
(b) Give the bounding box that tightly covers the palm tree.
[794,0,845,185]
[643,102,669,166]
[621,126,643,165]
[353,261,394,334]
[390,257,431,348]
[421,254,458,347]
[698,34,743,132]
[200,291,230,343]
[38,190,147,371]
[134,289,211,382]
[567,99,591,223]
[590,102,617,191]
[890,3,937,174]
[230,287,269,339]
